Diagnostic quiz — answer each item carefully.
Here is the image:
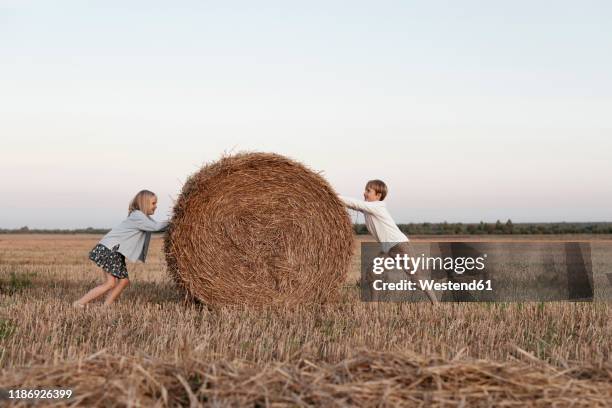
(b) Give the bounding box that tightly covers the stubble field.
[0,234,610,407]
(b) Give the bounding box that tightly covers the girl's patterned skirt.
[88,244,129,279]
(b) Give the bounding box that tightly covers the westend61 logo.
[370,253,492,293]
[361,242,601,302]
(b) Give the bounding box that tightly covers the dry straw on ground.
[2,350,610,407]
[164,152,354,307]
[2,233,611,407]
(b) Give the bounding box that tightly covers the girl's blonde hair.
[128,190,157,215]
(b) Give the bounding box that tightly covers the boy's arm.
[339,196,379,215]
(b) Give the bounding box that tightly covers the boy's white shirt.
[339,196,408,253]
[99,210,169,262]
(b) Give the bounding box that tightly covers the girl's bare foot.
[72,301,85,309]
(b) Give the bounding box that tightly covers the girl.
[73,190,169,307]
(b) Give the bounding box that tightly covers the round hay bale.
[164,152,354,307]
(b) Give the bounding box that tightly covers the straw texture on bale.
[164,152,354,306]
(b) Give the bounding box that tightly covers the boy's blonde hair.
[366,179,388,201]
[128,190,156,215]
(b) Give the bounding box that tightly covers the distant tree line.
[2,220,612,235]
[353,220,612,235]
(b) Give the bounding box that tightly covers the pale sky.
[1,1,611,228]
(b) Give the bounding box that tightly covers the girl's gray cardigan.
[99,210,169,262]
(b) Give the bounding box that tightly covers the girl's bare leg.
[75,273,117,305]
[103,278,130,305]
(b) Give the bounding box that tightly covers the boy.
[340,180,437,304]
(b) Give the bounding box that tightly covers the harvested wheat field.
[1,234,611,407]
